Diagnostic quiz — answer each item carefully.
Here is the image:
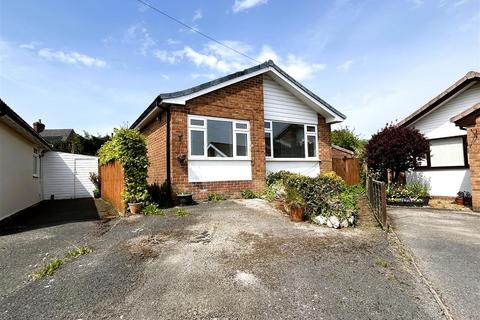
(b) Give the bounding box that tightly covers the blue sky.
[1,0,479,138]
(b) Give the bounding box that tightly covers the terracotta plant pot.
[454,197,464,206]
[128,202,142,214]
[274,199,286,212]
[289,206,305,222]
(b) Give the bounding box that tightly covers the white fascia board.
[134,106,161,130]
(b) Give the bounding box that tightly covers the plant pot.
[128,202,142,214]
[177,194,193,206]
[454,197,464,206]
[289,206,304,222]
[274,199,286,212]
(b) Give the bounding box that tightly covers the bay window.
[264,121,318,159]
[188,116,250,159]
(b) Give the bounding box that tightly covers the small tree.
[365,124,429,182]
[332,126,364,152]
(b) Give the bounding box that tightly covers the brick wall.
[318,114,333,172]
[467,118,480,211]
[169,75,265,199]
[143,113,167,186]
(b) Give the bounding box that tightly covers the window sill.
[33,175,39,178]
[266,158,319,162]
[188,158,251,161]
[415,165,469,171]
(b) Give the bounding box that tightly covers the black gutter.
[158,101,172,206]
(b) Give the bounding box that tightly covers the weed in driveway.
[374,256,388,268]
[33,257,64,279]
[207,192,225,202]
[142,203,165,216]
[33,245,93,279]
[66,245,93,258]
[175,208,189,217]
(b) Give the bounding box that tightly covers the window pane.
[207,120,233,157]
[265,132,271,157]
[190,119,204,126]
[306,126,316,132]
[307,135,317,157]
[430,137,465,167]
[264,121,271,129]
[236,123,248,130]
[191,130,205,156]
[272,122,305,158]
[236,133,248,156]
[33,156,37,174]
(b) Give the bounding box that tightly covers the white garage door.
[42,151,98,200]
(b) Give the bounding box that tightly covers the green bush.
[98,128,149,207]
[284,187,305,209]
[265,171,363,220]
[142,202,164,216]
[241,189,257,199]
[387,181,429,201]
[207,192,225,202]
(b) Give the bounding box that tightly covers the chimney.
[33,119,45,133]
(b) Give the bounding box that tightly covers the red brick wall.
[318,114,333,172]
[143,113,167,186]
[467,119,480,211]
[169,75,265,199]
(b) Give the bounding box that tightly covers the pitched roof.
[0,99,52,150]
[332,144,355,155]
[131,60,345,129]
[450,103,480,129]
[40,129,75,142]
[398,71,480,127]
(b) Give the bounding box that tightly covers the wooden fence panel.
[366,176,388,229]
[333,158,361,185]
[100,161,124,214]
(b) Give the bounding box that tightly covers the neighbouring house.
[0,99,52,220]
[451,103,480,210]
[397,71,480,198]
[131,60,346,200]
[32,120,76,153]
[0,99,99,221]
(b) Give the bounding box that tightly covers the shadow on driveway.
[0,199,110,236]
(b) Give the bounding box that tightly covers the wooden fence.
[332,158,361,185]
[100,161,124,214]
[366,176,388,229]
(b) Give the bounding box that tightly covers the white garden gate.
[41,151,98,200]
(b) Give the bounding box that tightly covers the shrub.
[241,189,257,199]
[387,181,429,201]
[284,187,305,209]
[142,203,164,216]
[207,192,225,202]
[265,171,362,221]
[98,128,149,206]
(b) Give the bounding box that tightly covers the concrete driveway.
[1,199,442,319]
[389,207,480,320]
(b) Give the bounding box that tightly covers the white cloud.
[232,0,268,13]
[192,10,203,22]
[337,60,353,71]
[282,55,326,80]
[161,74,170,80]
[37,48,106,67]
[256,45,279,62]
[153,49,183,64]
[126,24,156,55]
[19,42,39,50]
[167,38,181,45]
[409,0,424,8]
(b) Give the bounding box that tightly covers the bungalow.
[131,60,346,199]
[397,71,480,198]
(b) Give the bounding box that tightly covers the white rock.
[327,216,340,229]
[348,215,355,225]
[340,219,349,228]
[313,216,327,225]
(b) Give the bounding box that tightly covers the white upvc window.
[33,153,40,178]
[264,120,318,160]
[188,115,250,160]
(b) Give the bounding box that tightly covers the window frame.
[416,135,469,170]
[33,153,40,178]
[188,115,251,160]
[264,120,318,160]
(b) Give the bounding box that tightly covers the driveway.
[0,199,442,319]
[389,207,480,320]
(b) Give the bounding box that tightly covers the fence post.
[380,182,387,227]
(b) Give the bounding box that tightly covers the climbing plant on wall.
[99,128,149,205]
